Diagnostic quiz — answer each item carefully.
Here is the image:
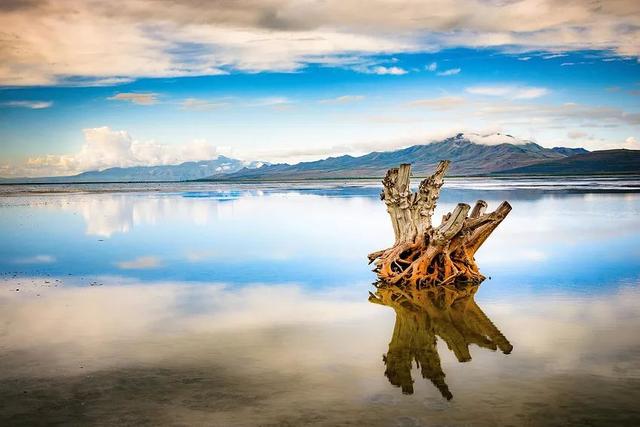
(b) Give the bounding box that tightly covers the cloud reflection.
[0,278,639,424]
[11,254,56,264]
[116,256,162,269]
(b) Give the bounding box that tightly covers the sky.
[0,0,639,177]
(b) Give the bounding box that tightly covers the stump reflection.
[369,284,512,399]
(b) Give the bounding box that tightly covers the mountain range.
[2,133,637,183]
[0,156,266,183]
[496,149,640,175]
[204,133,591,180]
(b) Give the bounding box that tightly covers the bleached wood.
[370,161,511,289]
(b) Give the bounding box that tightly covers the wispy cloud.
[116,256,161,270]
[477,101,640,126]
[12,255,56,264]
[1,100,53,109]
[542,53,567,59]
[567,131,588,139]
[318,95,365,104]
[407,96,465,110]
[108,93,158,105]
[180,98,229,111]
[426,62,437,71]
[466,85,549,99]
[368,66,408,75]
[248,97,294,110]
[436,68,461,76]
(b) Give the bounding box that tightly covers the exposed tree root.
[369,161,511,292]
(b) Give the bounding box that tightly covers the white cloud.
[466,85,549,99]
[180,98,229,111]
[542,54,567,59]
[426,62,437,71]
[0,0,640,85]
[477,101,640,126]
[247,97,294,110]
[319,95,365,104]
[107,92,158,105]
[369,66,408,75]
[623,136,639,149]
[1,1,639,86]
[465,132,529,146]
[16,127,225,177]
[1,100,52,109]
[436,68,461,76]
[514,87,549,99]
[407,96,465,110]
[12,255,56,264]
[567,131,588,139]
[116,256,161,270]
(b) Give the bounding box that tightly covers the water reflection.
[371,284,512,399]
[0,179,639,424]
[1,276,639,425]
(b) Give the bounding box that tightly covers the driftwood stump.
[368,161,511,292]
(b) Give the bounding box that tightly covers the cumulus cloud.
[426,62,437,71]
[318,95,365,104]
[623,136,639,149]
[16,126,225,177]
[466,85,549,99]
[436,68,461,76]
[107,92,158,105]
[1,100,52,109]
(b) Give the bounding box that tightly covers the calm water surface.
[1,178,639,426]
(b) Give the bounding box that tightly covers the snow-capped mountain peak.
[458,132,530,146]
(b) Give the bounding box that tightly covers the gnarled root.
[369,161,511,292]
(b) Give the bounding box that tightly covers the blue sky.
[0,1,639,177]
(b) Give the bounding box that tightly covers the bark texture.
[369,161,511,290]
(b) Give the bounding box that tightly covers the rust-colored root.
[372,238,487,291]
[369,161,511,292]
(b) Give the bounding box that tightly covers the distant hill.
[551,147,589,157]
[204,133,587,180]
[5,133,622,183]
[494,149,640,175]
[0,156,266,183]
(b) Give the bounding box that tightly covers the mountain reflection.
[370,284,512,399]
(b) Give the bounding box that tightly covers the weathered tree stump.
[368,161,511,291]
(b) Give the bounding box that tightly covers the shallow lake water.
[1,178,639,426]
